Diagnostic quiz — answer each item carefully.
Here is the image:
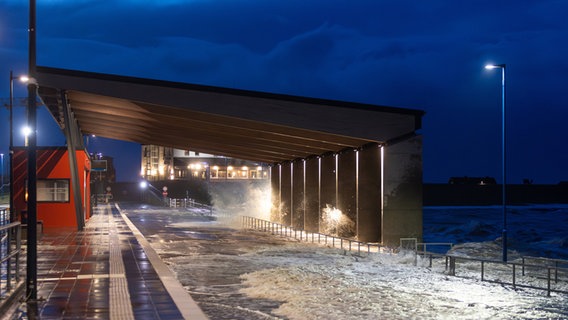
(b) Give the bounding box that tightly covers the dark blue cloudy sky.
[1,0,567,183]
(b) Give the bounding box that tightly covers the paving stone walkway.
[24,203,207,319]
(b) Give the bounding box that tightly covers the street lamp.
[9,71,30,221]
[1,153,4,194]
[485,63,507,262]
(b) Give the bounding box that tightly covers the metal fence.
[419,253,568,296]
[169,198,213,214]
[0,208,23,306]
[241,216,391,256]
[242,216,568,297]
[411,241,568,296]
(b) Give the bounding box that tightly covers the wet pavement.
[15,203,206,320]
[119,203,294,320]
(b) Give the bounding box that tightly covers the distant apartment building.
[141,145,269,182]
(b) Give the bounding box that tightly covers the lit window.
[38,179,70,202]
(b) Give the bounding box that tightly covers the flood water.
[120,203,568,320]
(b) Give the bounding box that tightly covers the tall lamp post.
[9,71,29,222]
[485,63,507,262]
[1,153,4,194]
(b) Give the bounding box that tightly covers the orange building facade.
[12,147,91,228]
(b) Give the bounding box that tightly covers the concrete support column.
[304,157,319,232]
[280,162,292,226]
[319,153,337,232]
[270,165,281,223]
[337,150,357,238]
[292,160,305,229]
[382,135,423,246]
[357,144,382,242]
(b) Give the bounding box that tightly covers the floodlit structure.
[36,66,424,246]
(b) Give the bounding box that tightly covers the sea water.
[423,205,568,259]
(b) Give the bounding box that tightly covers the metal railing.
[521,256,568,281]
[243,217,568,297]
[0,208,8,226]
[0,217,23,302]
[241,216,391,256]
[416,250,568,296]
[400,237,453,253]
[169,198,213,214]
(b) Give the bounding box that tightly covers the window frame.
[37,178,71,203]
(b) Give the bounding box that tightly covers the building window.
[38,179,70,202]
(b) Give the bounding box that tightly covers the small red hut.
[12,147,91,228]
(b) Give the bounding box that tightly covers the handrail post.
[16,224,21,282]
[512,264,516,289]
[449,257,455,276]
[547,267,551,297]
[7,226,12,291]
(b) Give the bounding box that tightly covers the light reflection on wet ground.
[120,203,291,319]
[119,203,568,320]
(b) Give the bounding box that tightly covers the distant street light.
[22,126,32,146]
[485,63,507,262]
[1,153,4,193]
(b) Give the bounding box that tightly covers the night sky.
[1,1,567,183]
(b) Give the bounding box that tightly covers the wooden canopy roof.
[36,66,424,164]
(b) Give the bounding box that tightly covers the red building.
[12,147,91,228]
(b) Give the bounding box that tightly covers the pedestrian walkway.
[24,203,208,319]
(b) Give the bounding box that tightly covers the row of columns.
[270,136,423,246]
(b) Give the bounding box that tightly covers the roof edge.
[37,66,425,117]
